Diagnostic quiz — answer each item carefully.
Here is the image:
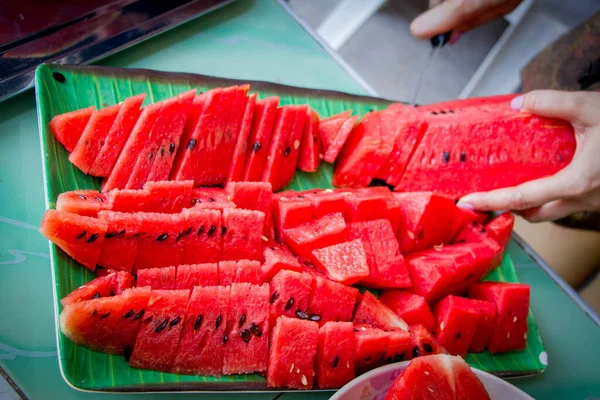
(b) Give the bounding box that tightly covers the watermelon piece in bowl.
[353,291,408,331]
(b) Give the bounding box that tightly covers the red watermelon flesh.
[225,181,273,236]
[452,206,490,239]
[171,285,229,376]
[384,329,413,364]
[134,212,184,269]
[227,93,257,182]
[268,269,314,329]
[174,264,219,289]
[354,291,409,331]
[374,103,412,179]
[60,271,134,308]
[469,282,529,353]
[405,253,456,303]
[59,286,151,354]
[268,316,319,389]
[308,276,358,326]
[433,295,481,357]
[384,354,455,400]
[262,105,307,191]
[485,212,514,249]
[243,96,280,181]
[304,190,345,218]
[136,266,176,290]
[190,187,232,210]
[56,190,107,217]
[69,103,121,173]
[468,299,497,353]
[222,283,270,375]
[342,189,392,223]
[129,289,190,371]
[451,355,491,400]
[261,241,303,282]
[319,110,352,152]
[283,212,346,261]
[379,291,436,332]
[234,260,262,284]
[273,195,313,241]
[40,209,107,271]
[297,108,322,172]
[89,94,145,177]
[96,211,141,271]
[311,239,369,285]
[105,189,151,213]
[353,327,389,374]
[218,261,236,286]
[142,180,194,213]
[101,102,162,191]
[417,94,517,116]
[221,208,264,261]
[410,324,447,358]
[323,115,359,163]
[179,208,222,264]
[315,321,355,388]
[49,106,95,153]
[365,110,397,182]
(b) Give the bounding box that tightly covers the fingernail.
[456,202,474,210]
[449,31,462,45]
[510,95,524,110]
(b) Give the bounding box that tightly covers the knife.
[410,31,453,106]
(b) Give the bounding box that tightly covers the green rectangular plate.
[35,63,546,392]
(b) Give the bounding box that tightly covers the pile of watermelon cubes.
[42,181,531,390]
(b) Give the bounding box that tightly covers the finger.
[511,90,600,126]
[519,199,585,223]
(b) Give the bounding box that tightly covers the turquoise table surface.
[0,1,598,399]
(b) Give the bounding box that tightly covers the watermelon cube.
[56,190,108,217]
[221,208,264,261]
[319,110,351,152]
[261,241,303,282]
[97,211,141,272]
[379,291,436,332]
[267,316,319,389]
[469,282,530,353]
[297,107,322,173]
[315,321,355,388]
[353,327,389,374]
[273,195,313,240]
[175,263,219,289]
[243,96,280,182]
[134,212,184,269]
[304,190,346,218]
[311,239,369,285]
[129,289,190,371]
[142,180,194,213]
[225,181,273,236]
[269,269,314,330]
[410,324,447,358]
[179,208,222,264]
[49,105,95,153]
[468,299,497,353]
[485,211,515,249]
[171,285,229,376]
[433,295,481,357]
[283,212,346,261]
[218,261,236,286]
[323,114,359,163]
[136,267,176,290]
[227,93,257,182]
[353,291,409,331]
[308,276,358,326]
[222,283,270,375]
[234,260,262,284]
[384,329,413,364]
[405,253,456,303]
[60,271,134,308]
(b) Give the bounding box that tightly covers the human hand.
[457,90,600,222]
[411,0,522,41]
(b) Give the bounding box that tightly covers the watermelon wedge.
[319,110,352,152]
[308,276,358,326]
[353,291,409,331]
[282,212,346,261]
[261,241,303,282]
[323,115,358,163]
[269,269,314,331]
[433,295,481,357]
[384,329,413,364]
[133,212,185,269]
[221,208,264,261]
[49,106,95,153]
[273,195,313,241]
[485,212,515,249]
[297,108,322,173]
[56,190,107,217]
[468,299,497,353]
[136,266,176,290]
[60,271,134,308]
[97,211,141,272]
[353,326,389,374]
[315,321,355,388]
[234,260,262,285]
[218,261,236,286]
[304,190,345,218]
[142,180,194,214]
[227,93,257,182]
[410,324,447,358]
[379,291,436,332]
[225,181,273,236]
[243,96,280,181]
[179,208,222,264]
[311,239,369,285]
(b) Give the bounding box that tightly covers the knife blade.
[410,31,453,106]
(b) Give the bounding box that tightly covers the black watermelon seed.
[442,151,450,163]
[270,291,280,304]
[418,229,425,239]
[284,147,291,157]
[394,353,405,362]
[364,357,371,362]
[332,356,339,368]
[221,226,227,235]
[194,315,203,331]
[239,314,246,328]
[448,109,454,113]
[252,141,262,152]
[92,291,101,299]
[284,298,294,311]
[133,310,145,320]
[313,135,317,143]
[431,111,438,115]
[187,138,197,150]
[250,323,262,337]
[295,310,309,320]
[91,309,97,316]
[148,152,154,160]
[124,309,135,319]
[197,225,205,236]
[191,198,201,205]
[241,329,252,343]
[216,315,223,329]
[156,233,169,241]
[117,229,126,236]
[87,233,99,243]
[440,110,447,114]
[124,345,132,362]
[460,152,467,162]
[96,196,104,202]
[155,318,169,333]
[480,227,487,234]
[208,225,216,237]
[76,230,87,239]
[423,343,433,353]
[412,346,420,358]
[110,290,115,296]
[208,197,215,202]
[169,143,176,154]
[296,195,305,199]
[133,232,145,238]
[309,314,321,322]
[52,72,66,83]
[223,334,228,344]
[160,148,165,157]
[100,312,110,319]
[105,231,119,239]
[78,194,87,200]
[354,328,360,333]
[170,316,181,327]
[456,332,461,339]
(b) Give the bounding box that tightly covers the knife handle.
[430,31,452,48]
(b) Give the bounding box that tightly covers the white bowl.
[330,362,534,400]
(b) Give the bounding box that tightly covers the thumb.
[511,90,600,127]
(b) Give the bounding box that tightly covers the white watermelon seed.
[507,332,511,339]
[293,140,300,150]
[513,316,517,323]
[227,196,232,202]
[433,244,444,250]
[290,363,294,373]
[424,371,429,375]
[319,153,324,159]
[440,322,445,330]
[524,333,527,340]
[407,231,415,240]
[297,368,300,374]
[261,235,269,242]
[428,387,434,393]
[301,375,308,386]
[346,361,350,368]
[324,189,333,193]
[360,326,367,331]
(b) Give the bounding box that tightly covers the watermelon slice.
[269,269,314,328]
[485,212,514,249]
[468,299,497,353]
[353,291,409,331]
[134,212,185,269]
[227,93,257,182]
[136,267,176,290]
[56,190,107,217]
[319,110,352,152]
[171,285,229,376]
[40,209,107,271]
[89,94,145,177]
[311,239,369,285]
[234,260,262,285]
[323,115,359,163]
[222,283,270,375]
[60,271,134,308]
[353,326,389,374]
[363,110,395,184]
[282,212,346,261]
[379,291,436,332]
[142,180,194,214]
[469,282,529,353]
[218,261,236,286]
[267,316,319,389]
[129,289,190,371]
[262,105,307,191]
[433,295,481,357]
[410,324,447,358]
[243,96,280,181]
[315,321,355,388]
[261,241,303,282]
[304,190,345,218]
[224,181,273,235]
[221,208,264,261]
[297,108,322,172]
[308,276,358,326]
[49,106,95,153]
[59,286,150,354]
[273,195,313,241]
[190,187,231,209]
[384,329,413,364]
[175,264,219,289]
[179,208,222,264]
[96,211,141,272]
[69,103,122,173]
